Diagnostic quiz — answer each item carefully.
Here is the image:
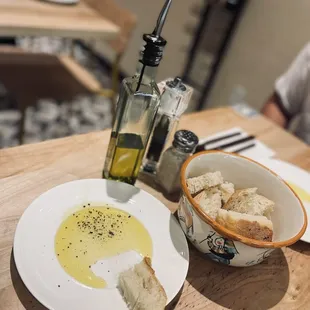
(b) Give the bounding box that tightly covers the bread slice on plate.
[186,171,223,195]
[223,188,274,219]
[216,209,273,241]
[194,187,222,220]
[118,257,167,310]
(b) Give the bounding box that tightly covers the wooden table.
[0,107,310,309]
[0,0,119,39]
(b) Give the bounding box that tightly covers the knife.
[196,132,242,153]
[214,135,255,150]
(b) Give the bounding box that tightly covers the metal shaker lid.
[166,77,186,91]
[172,130,199,153]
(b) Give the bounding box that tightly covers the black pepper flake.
[109,231,114,236]
[58,285,60,288]
[128,215,131,218]
[83,205,86,208]
[76,256,78,258]
[80,240,82,242]
[65,227,68,229]
[88,203,90,206]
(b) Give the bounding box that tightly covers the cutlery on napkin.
[196,127,275,161]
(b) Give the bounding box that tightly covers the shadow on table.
[185,244,289,310]
[106,179,140,203]
[289,240,310,256]
[138,171,181,203]
[10,249,47,310]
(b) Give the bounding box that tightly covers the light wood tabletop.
[0,107,310,309]
[0,0,119,39]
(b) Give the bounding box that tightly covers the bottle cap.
[173,130,199,153]
[141,34,167,67]
[141,0,172,67]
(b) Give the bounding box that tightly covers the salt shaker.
[157,130,198,194]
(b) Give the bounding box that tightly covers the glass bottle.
[103,60,161,185]
[103,0,172,184]
[102,0,172,185]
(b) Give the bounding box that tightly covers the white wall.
[207,0,310,110]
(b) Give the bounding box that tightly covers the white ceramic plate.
[258,158,310,243]
[14,179,189,310]
[41,0,79,5]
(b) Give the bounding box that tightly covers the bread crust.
[217,210,273,242]
[118,257,167,310]
[140,257,167,301]
[186,171,223,195]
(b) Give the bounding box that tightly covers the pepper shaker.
[157,130,198,194]
[143,77,193,174]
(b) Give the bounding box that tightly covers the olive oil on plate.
[55,206,152,288]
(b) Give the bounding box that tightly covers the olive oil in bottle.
[108,133,144,184]
[103,0,172,185]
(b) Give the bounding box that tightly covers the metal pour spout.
[153,0,172,38]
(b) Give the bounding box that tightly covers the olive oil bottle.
[103,0,172,185]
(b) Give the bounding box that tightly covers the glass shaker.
[157,130,198,194]
[143,77,193,173]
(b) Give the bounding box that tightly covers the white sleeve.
[275,43,310,118]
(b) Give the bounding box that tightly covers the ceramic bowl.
[178,151,307,267]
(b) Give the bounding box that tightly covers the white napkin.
[198,127,275,161]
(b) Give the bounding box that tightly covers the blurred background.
[0,0,309,148]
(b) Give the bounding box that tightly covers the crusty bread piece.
[186,171,223,195]
[223,188,274,219]
[218,182,235,203]
[118,257,167,310]
[216,209,273,241]
[195,187,222,219]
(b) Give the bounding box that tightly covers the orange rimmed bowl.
[178,151,307,266]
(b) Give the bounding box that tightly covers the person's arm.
[262,93,288,128]
[263,43,310,126]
